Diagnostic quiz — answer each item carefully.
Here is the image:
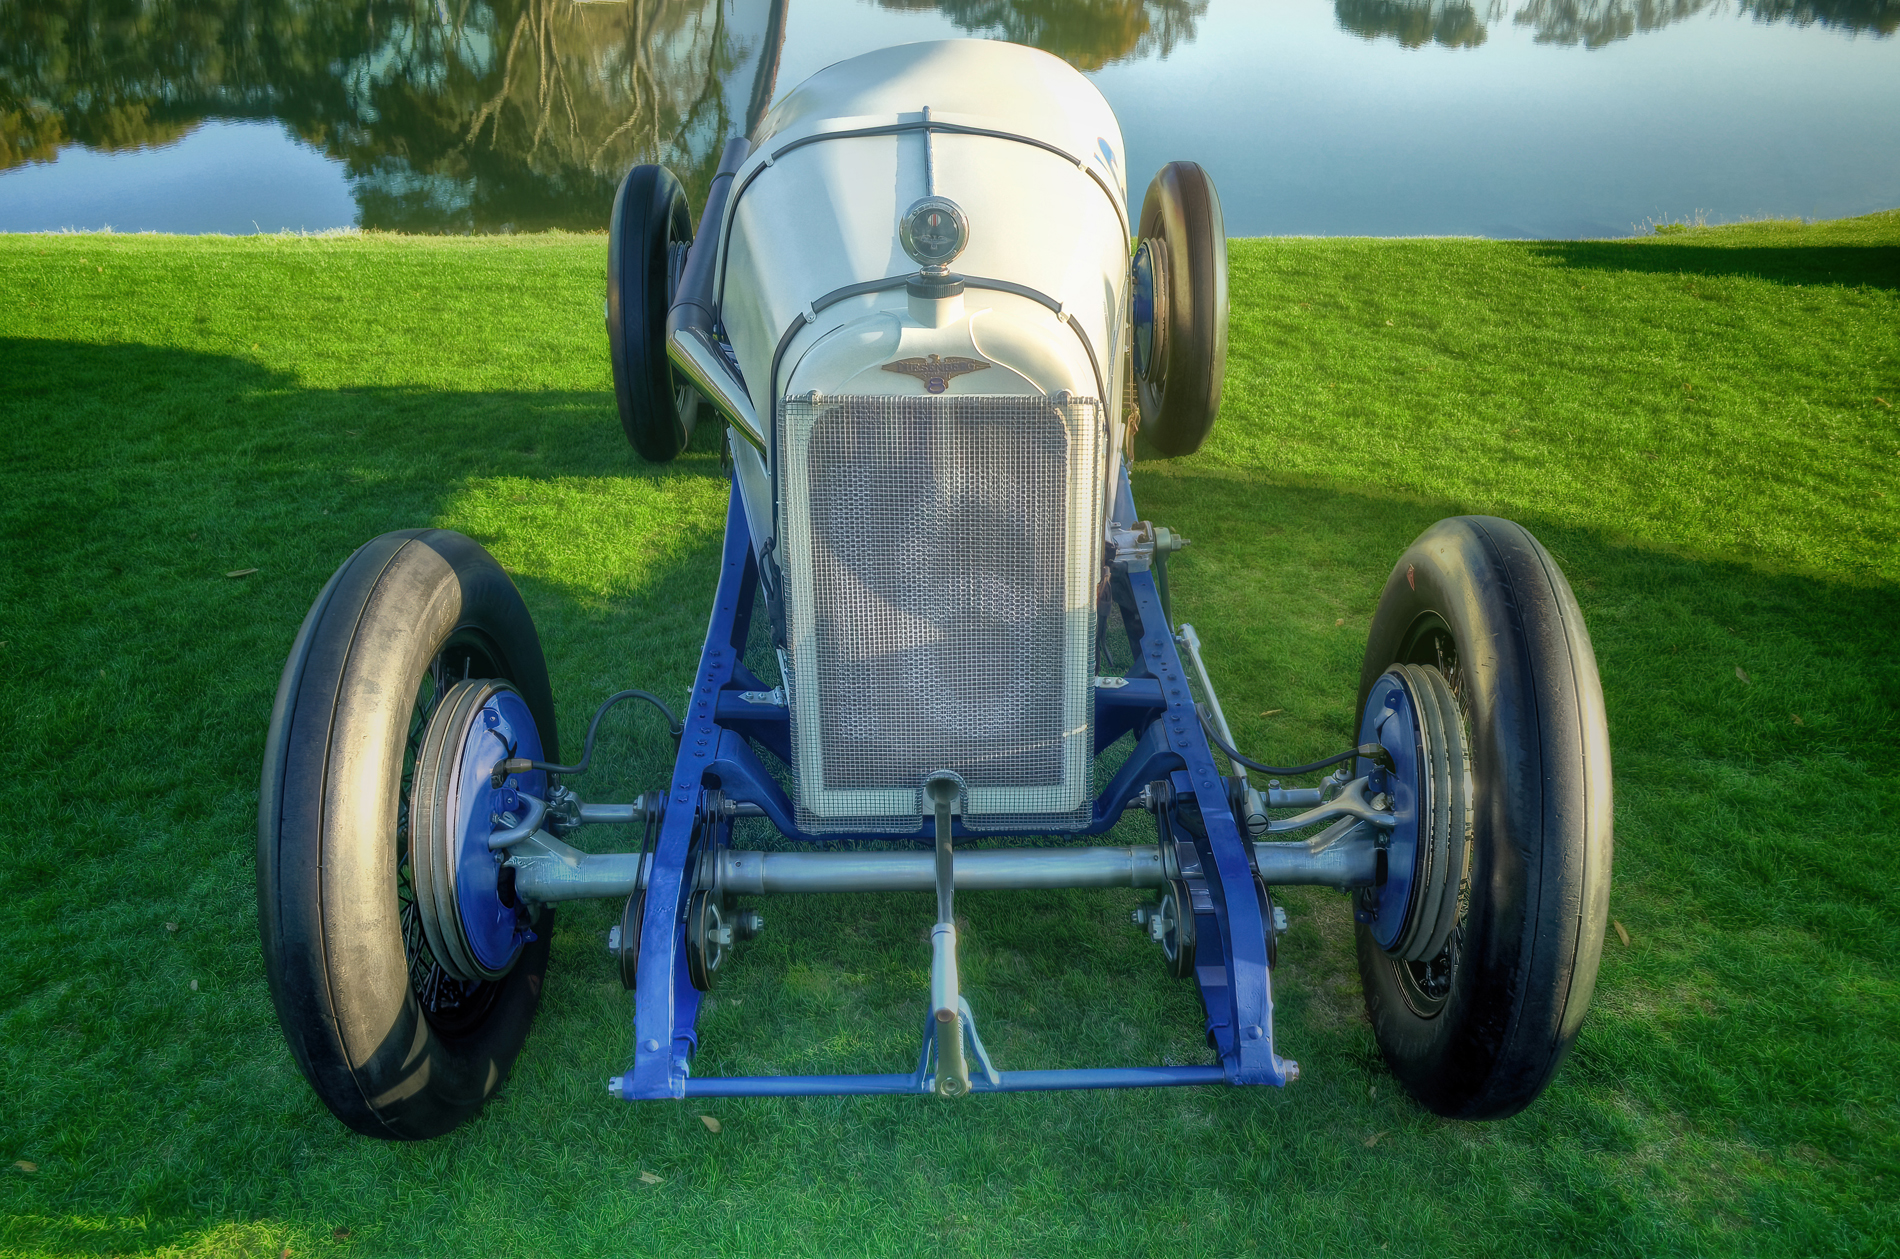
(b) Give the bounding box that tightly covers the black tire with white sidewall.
[1355,516,1613,1120]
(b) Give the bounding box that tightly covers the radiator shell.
[780,393,1103,832]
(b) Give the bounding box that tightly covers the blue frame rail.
[616,464,1293,1100]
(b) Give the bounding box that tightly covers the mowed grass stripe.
[0,215,1894,1258]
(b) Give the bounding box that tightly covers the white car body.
[716,38,1132,563]
[698,40,1137,831]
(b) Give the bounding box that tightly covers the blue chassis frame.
[613,462,1292,1100]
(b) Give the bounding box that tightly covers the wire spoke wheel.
[1395,932,1458,1014]
[259,530,559,1139]
[1354,516,1612,1120]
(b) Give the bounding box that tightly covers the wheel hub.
[411,678,548,985]
[1131,238,1169,383]
[1357,664,1471,962]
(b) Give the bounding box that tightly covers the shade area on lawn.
[0,215,1895,1257]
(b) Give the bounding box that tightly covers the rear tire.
[1133,161,1228,458]
[1355,516,1612,1119]
[607,164,696,462]
[258,530,559,1139]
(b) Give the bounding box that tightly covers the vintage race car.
[258,39,1612,1137]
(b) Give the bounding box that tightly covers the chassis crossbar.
[671,1066,1228,1098]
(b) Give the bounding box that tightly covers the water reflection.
[2,0,1894,237]
[873,0,1206,66]
[1335,0,1487,47]
[1338,0,1895,49]
[1,0,783,230]
[0,0,1212,232]
[1744,0,1897,35]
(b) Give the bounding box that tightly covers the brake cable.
[492,689,684,786]
[1198,708,1394,777]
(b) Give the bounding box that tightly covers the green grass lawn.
[1,213,1896,1258]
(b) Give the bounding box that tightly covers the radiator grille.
[779,394,1103,833]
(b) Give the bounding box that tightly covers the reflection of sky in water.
[0,0,1895,238]
[1104,1,1900,237]
[0,121,359,236]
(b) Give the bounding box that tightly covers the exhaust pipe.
[666,136,769,454]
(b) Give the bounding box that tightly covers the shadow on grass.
[1137,466,1899,957]
[5,339,1899,1255]
[0,336,727,478]
[1522,239,1900,289]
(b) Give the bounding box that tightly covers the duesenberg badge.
[881,353,991,395]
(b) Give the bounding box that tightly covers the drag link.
[1176,624,1238,751]
[925,773,970,1097]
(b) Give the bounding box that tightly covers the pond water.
[1,0,1895,238]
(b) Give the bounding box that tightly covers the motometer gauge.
[900,196,968,268]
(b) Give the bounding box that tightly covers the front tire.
[1355,517,1612,1119]
[258,530,559,1139]
[607,164,695,462]
[1132,161,1228,458]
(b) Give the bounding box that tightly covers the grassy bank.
[1,213,1896,1258]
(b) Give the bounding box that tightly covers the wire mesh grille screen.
[780,394,1103,833]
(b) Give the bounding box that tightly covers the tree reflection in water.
[0,0,1211,230]
[874,0,1206,68]
[1,0,781,230]
[1334,0,1487,47]
[1743,0,1895,35]
[1339,0,1894,48]
[340,0,753,229]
